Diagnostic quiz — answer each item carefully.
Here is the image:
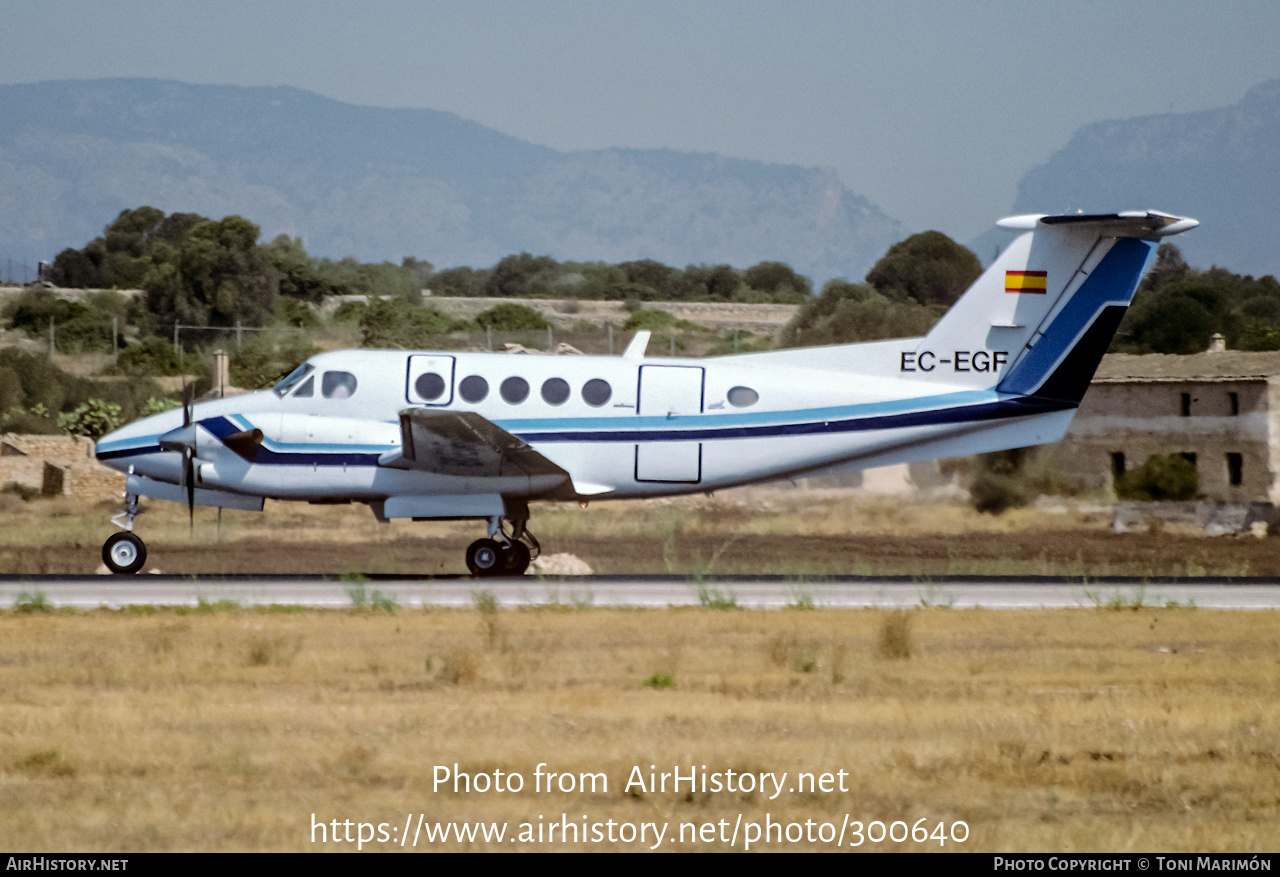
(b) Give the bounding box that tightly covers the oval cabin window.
[500,377,530,404]
[541,378,570,405]
[582,379,612,407]
[415,372,446,401]
[459,375,489,403]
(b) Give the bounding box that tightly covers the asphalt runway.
[4,575,1280,610]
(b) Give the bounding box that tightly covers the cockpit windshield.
[273,363,316,398]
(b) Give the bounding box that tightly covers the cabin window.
[1228,453,1244,486]
[727,386,759,408]
[273,363,314,398]
[541,378,570,405]
[293,376,314,398]
[322,371,357,399]
[500,377,530,404]
[582,379,612,407]
[415,372,446,402]
[459,375,489,403]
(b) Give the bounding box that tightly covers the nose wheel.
[103,531,147,575]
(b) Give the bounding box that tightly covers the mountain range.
[985,78,1280,278]
[3,78,1278,285]
[0,79,901,282]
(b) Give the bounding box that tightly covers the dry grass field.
[3,488,1279,852]
[2,604,1279,852]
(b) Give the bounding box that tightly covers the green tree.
[483,253,559,298]
[865,231,982,308]
[142,215,278,330]
[780,280,940,347]
[430,266,488,297]
[743,261,812,302]
[265,235,338,303]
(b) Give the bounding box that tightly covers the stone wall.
[327,295,799,335]
[0,434,125,502]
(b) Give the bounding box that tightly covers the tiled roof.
[1093,351,1280,382]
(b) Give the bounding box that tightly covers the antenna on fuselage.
[622,330,651,361]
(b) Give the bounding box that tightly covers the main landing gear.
[466,515,540,577]
[103,492,148,574]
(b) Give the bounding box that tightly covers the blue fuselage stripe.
[95,396,1070,467]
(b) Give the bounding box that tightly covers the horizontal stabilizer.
[998,210,1199,237]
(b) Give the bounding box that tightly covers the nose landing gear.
[466,515,540,577]
[103,492,147,574]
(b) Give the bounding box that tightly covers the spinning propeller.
[158,379,197,528]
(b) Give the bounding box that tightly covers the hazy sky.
[5,1,1279,243]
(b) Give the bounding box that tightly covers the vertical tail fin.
[913,211,1197,398]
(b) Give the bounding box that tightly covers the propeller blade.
[184,447,195,529]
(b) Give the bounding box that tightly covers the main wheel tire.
[466,538,504,576]
[501,540,531,576]
[102,532,147,575]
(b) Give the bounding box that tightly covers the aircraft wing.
[380,408,570,481]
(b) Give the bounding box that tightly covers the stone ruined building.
[1051,340,1280,505]
[0,434,125,502]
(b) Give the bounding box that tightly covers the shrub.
[58,399,124,439]
[969,449,1033,514]
[115,337,182,376]
[1115,454,1199,501]
[474,302,549,331]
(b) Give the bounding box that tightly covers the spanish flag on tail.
[1005,270,1047,293]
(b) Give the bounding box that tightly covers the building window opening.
[1111,452,1126,480]
[1180,393,1192,417]
[1229,392,1240,416]
[1181,452,1197,466]
[1228,453,1243,486]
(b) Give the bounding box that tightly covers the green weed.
[694,581,739,610]
[13,590,52,613]
[641,671,675,690]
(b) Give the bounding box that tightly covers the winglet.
[622,330,650,361]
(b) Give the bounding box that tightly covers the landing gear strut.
[103,492,147,574]
[466,515,540,577]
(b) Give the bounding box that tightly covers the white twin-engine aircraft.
[95,211,1197,575]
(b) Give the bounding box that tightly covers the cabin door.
[635,365,704,483]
